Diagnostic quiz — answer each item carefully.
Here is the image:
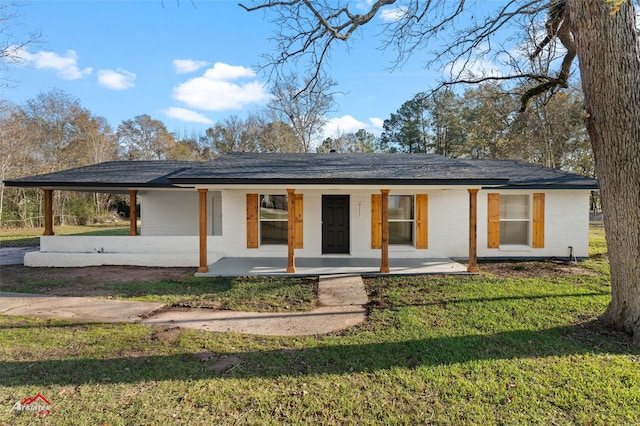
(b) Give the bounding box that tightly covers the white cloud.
[369,117,384,130]
[322,115,384,140]
[17,48,92,80]
[354,0,375,12]
[379,6,408,23]
[164,107,213,125]
[97,68,136,90]
[172,62,270,111]
[172,59,208,74]
[203,62,257,80]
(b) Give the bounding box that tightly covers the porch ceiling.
[196,257,470,277]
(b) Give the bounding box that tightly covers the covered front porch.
[196,257,470,277]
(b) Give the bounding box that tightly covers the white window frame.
[388,195,415,246]
[499,194,530,246]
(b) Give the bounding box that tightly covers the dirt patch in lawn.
[478,260,602,278]
[0,264,194,296]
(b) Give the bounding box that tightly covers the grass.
[0,222,130,247]
[2,226,638,424]
[582,226,610,274]
[1,274,637,425]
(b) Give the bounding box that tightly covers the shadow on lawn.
[1,321,635,386]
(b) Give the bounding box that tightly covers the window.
[389,195,414,245]
[260,194,288,245]
[212,191,222,236]
[499,195,529,245]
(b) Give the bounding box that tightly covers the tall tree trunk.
[569,0,640,342]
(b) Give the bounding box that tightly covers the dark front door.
[322,195,350,254]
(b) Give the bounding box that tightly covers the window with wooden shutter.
[246,194,259,248]
[371,194,382,249]
[294,193,303,248]
[532,193,545,248]
[487,193,500,248]
[415,194,428,249]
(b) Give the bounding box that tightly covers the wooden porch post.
[380,189,390,273]
[43,189,54,236]
[467,189,479,272]
[287,188,296,273]
[128,189,139,236]
[197,188,209,273]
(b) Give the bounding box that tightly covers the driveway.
[0,247,38,266]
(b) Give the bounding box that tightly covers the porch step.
[317,274,369,307]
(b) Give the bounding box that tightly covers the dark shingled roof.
[458,159,599,189]
[169,153,508,185]
[3,153,598,190]
[3,161,199,189]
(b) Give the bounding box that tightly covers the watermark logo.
[10,393,51,416]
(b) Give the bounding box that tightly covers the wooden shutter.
[532,193,545,248]
[294,193,303,249]
[371,194,382,249]
[487,193,500,248]
[416,194,429,249]
[246,194,259,248]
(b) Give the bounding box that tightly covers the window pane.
[500,195,529,219]
[260,195,288,220]
[390,222,413,245]
[261,221,288,245]
[500,221,528,245]
[389,195,414,220]
[212,192,222,236]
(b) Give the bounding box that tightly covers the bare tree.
[241,0,640,342]
[266,71,337,152]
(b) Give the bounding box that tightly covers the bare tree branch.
[520,0,576,111]
[240,0,583,114]
[0,2,42,88]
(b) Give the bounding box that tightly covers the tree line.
[1,78,593,227]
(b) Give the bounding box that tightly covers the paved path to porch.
[0,275,368,336]
[141,274,368,335]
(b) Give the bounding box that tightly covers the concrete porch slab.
[196,257,469,277]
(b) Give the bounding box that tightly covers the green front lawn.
[2,225,637,424]
[2,271,638,423]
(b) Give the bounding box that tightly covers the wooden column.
[43,189,54,236]
[286,188,296,273]
[467,189,479,273]
[197,188,209,273]
[380,189,390,273]
[128,189,138,236]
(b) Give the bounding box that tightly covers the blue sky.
[6,1,454,141]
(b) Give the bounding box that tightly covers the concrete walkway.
[0,275,368,336]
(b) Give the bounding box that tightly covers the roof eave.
[168,177,509,186]
[488,184,599,190]
[2,180,184,190]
